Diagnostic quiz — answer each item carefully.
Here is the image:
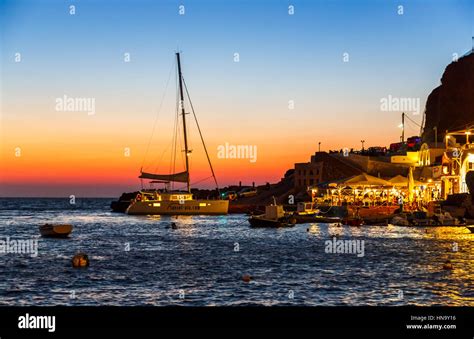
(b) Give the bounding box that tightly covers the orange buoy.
[242,274,252,283]
[72,253,90,268]
[442,260,453,270]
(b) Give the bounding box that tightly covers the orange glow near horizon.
[1,116,403,196]
[0,101,409,197]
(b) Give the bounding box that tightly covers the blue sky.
[2,0,472,106]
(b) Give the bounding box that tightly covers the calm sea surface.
[0,198,472,306]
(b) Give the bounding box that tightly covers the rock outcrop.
[466,171,474,202]
[422,52,474,142]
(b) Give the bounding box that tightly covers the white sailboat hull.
[126,199,229,215]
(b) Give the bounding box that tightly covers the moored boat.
[39,224,73,238]
[249,204,295,228]
[126,191,229,215]
[296,202,319,215]
[120,52,229,216]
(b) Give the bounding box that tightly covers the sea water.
[0,198,472,306]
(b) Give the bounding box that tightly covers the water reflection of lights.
[306,224,321,235]
[421,227,473,305]
[6,202,474,306]
[146,215,162,221]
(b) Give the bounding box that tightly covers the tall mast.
[176,52,191,193]
[401,112,405,143]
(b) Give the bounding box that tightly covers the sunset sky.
[1,0,472,197]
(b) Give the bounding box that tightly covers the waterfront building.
[294,161,323,189]
[442,126,474,197]
[294,152,360,191]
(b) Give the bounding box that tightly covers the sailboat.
[125,52,229,215]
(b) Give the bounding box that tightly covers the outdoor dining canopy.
[339,173,391,187]
[316,171,436,205]
[388,174,424,187]
[388,175,410,186]
[318,173,395,206]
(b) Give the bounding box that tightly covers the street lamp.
[318,142,321,152]
[360,140,365,151]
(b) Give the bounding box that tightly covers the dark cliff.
[422,52,474,142]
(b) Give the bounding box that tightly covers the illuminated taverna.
[392,126,474,199]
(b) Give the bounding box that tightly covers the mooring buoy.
[72,253,89,268]
[242,274,252,283]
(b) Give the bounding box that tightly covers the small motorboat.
[249,200,295,228]
[296,202,319,215]
[39,224,73,238]
[433,211,461,226]
[466,226,474,233]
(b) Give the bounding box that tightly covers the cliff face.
[422,52,474,142]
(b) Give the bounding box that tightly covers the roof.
[340,173,391,186]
